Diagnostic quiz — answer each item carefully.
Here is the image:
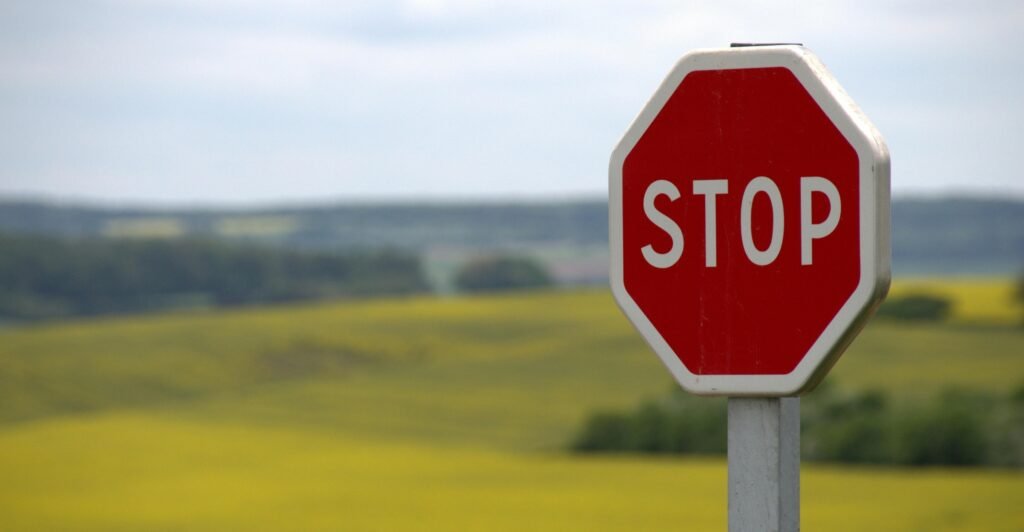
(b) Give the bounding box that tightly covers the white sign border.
[609,45,890,396]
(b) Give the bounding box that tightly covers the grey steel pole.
[728,397,800,532]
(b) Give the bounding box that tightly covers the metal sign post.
[728,398,800,532]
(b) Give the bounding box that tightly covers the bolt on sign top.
[609,45,890,396]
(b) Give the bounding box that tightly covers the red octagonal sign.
[610,46,890,396]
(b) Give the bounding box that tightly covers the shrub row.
[571,384,1024,468]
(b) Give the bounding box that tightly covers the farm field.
[1,277,1022,530]
[2,413,1021,531]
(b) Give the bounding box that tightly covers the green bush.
[662,394,727,454]
[571,412,631,452]
[453,255,553,293]
[570,391,725,456]
[991,384,1024,467]
[803,389,894,464]
[895,390,991,466]
[627,403,671,452]
[876,293,952,322]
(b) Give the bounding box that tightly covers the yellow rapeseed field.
[889,277,1021,325]
[1,413,1020,531]
[1,279,1022,530]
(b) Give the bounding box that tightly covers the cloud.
[0,0,1022,203]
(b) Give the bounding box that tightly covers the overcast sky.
[1,0,1022,205]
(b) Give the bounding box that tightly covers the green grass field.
[1,278,1022,530]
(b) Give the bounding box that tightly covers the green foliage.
[876,293,952,322]
[993,384,1024,467]
[894,390,992,466]
[454,255,553,293]
[661,392,728,454]
[0,233,429,321]
[572,390,726,455]
[572,412,631,452]
[572,384,1024,468]
[803,388,894,464]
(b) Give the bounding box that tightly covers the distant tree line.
[0,233,429,321]
[3,196,1024,276]
[570,384,1024,468]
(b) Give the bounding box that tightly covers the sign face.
[609,46,890,396]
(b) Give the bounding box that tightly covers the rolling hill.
[1,281,1022,530]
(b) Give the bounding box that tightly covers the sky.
[1,0,1022,206]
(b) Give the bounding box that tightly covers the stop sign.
[610,45,890,396]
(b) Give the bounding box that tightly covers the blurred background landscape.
[2,1,1023,530]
